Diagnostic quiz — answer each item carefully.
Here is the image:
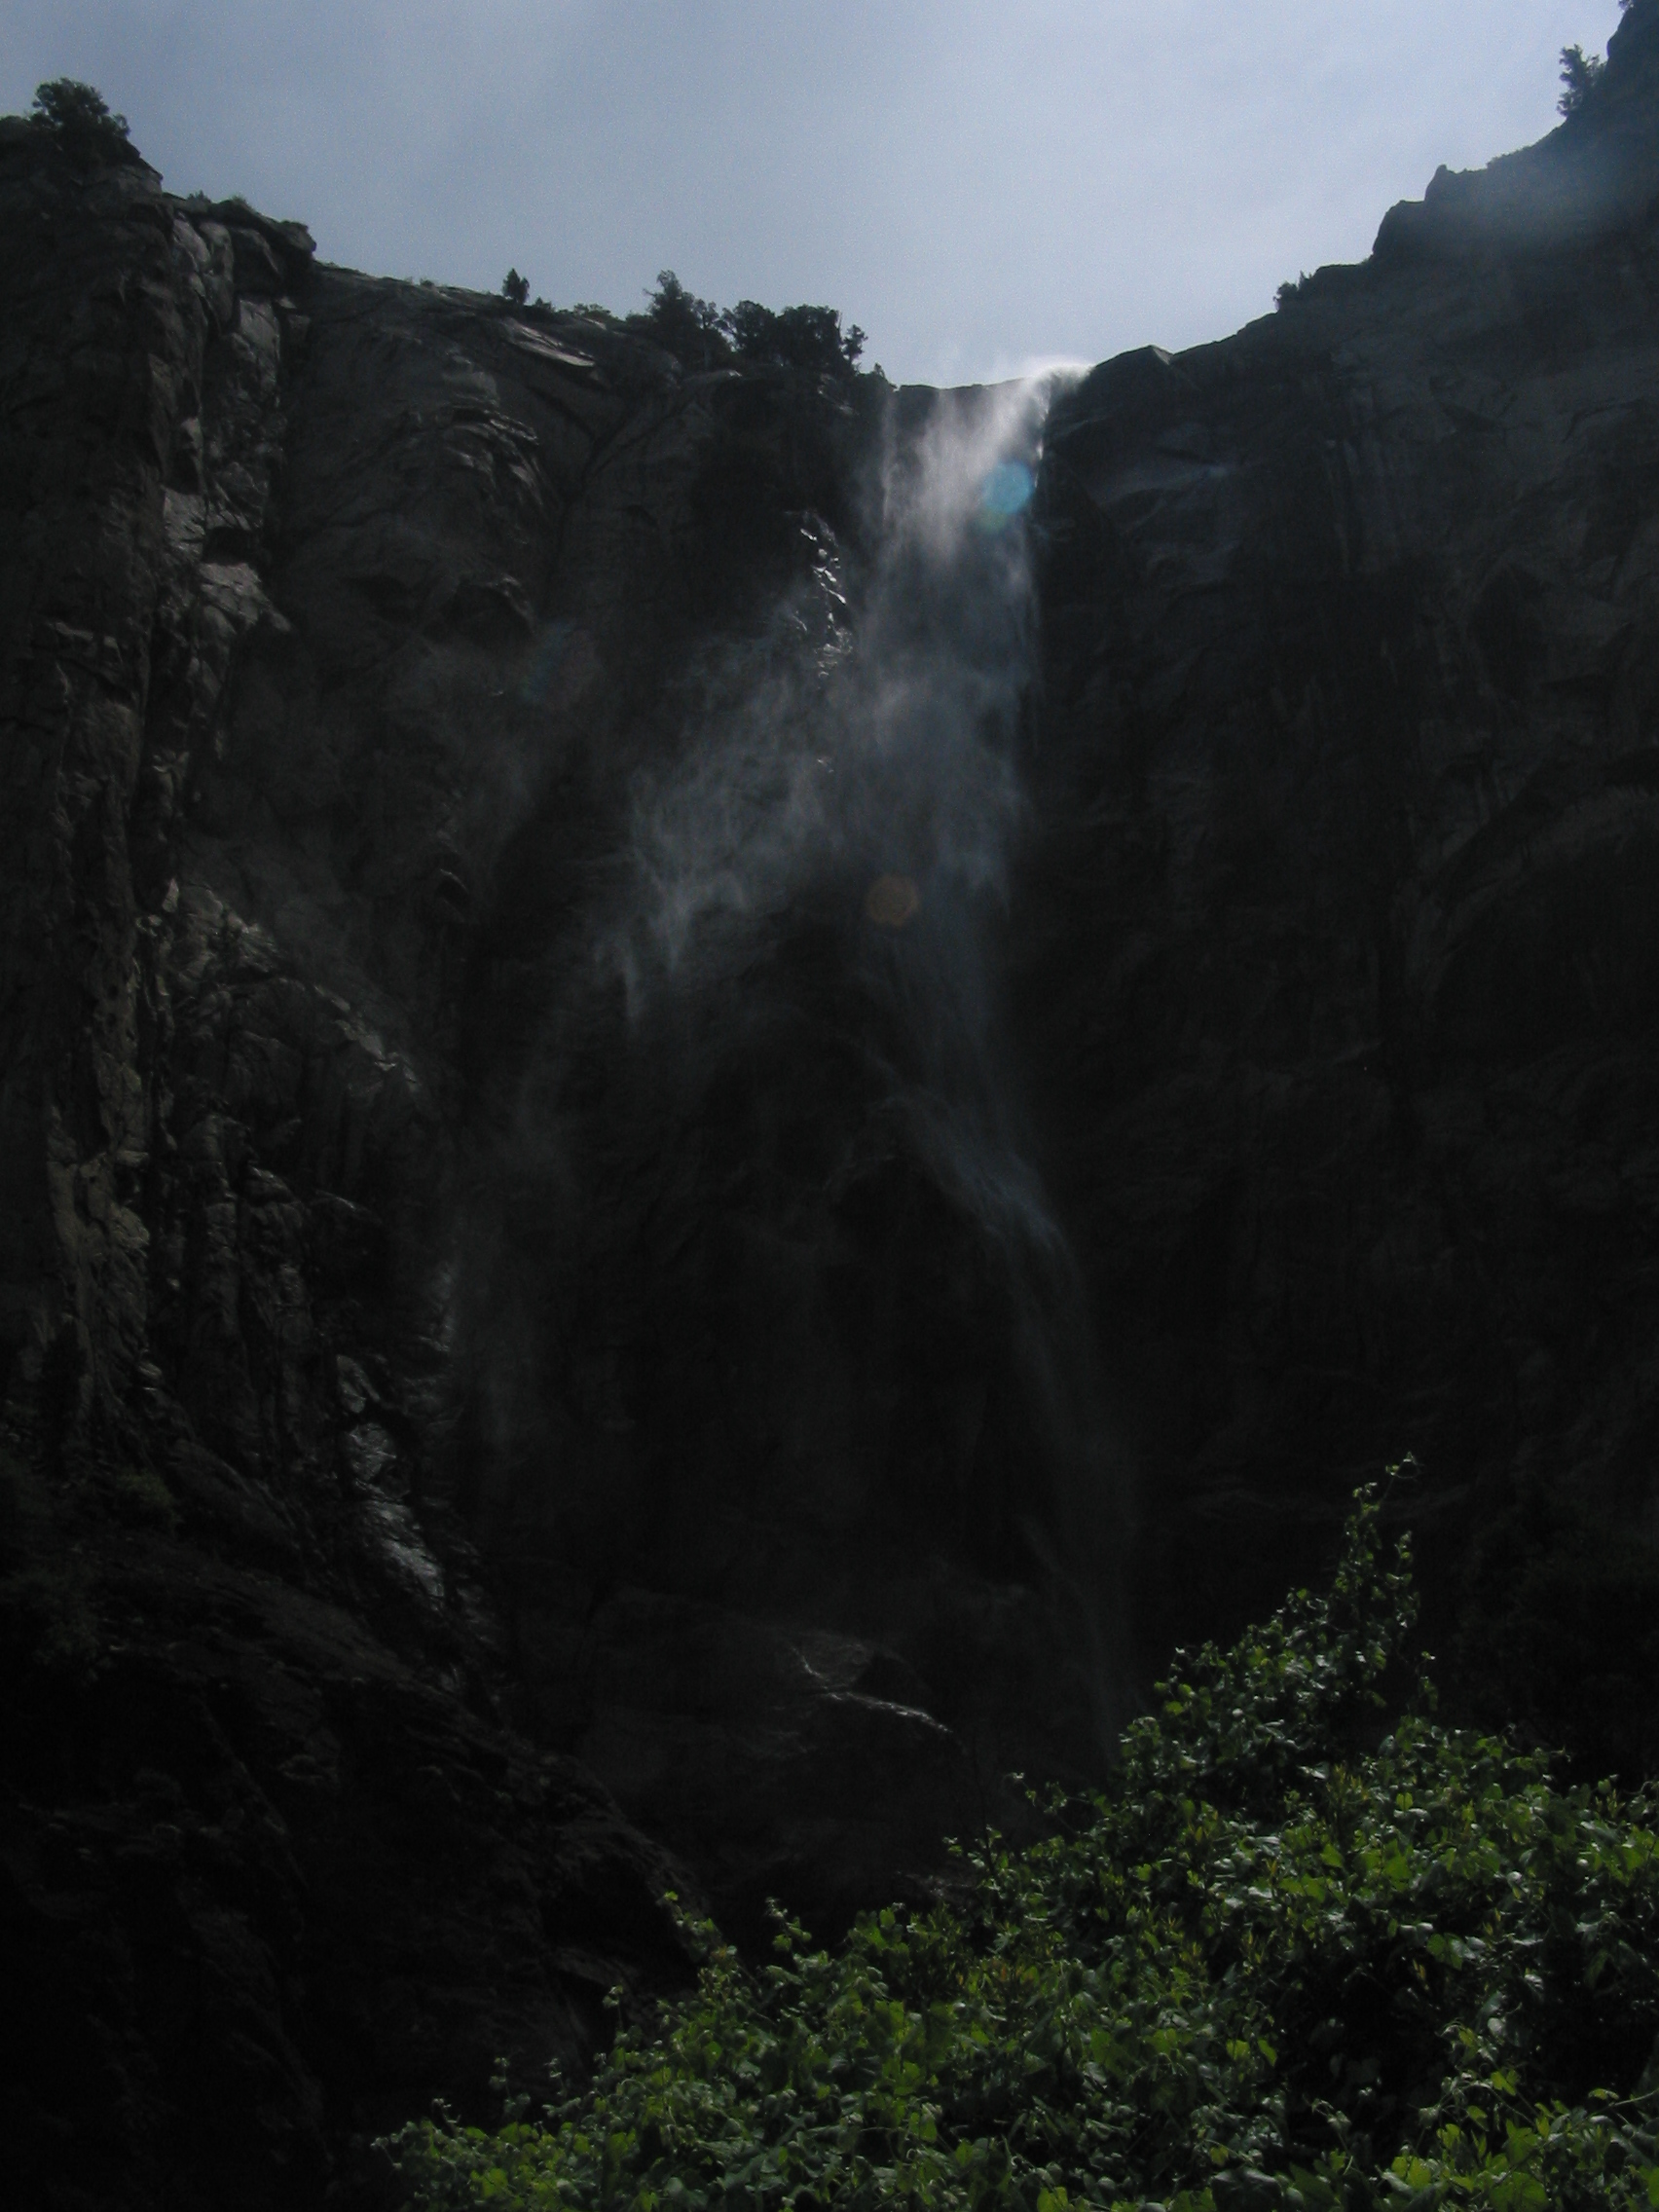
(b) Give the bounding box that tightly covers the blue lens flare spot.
[977,461,1034,533]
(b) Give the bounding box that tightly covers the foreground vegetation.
[384,1492,1659,2209]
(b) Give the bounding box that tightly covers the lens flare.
[977,460,1034,535]
[864,872,920,929]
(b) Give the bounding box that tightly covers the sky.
[1,0,1631,386]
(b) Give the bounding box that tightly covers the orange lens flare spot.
[865,873,920,929]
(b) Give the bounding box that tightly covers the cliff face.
[8,6,1659,2203]
[0,132,711,2212]
[0,110,1020,2210]
[1023,0,1659,1706]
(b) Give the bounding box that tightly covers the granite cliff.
[6,4,1659,2204]
[1022,0,1659,1732]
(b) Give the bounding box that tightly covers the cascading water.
[590,372,1132,1761]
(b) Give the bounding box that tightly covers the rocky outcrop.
[1021,0,1659,1738]
[1375,0,1659,261]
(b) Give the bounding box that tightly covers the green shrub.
[1559,43,1607,116]
[723,300,866,378]
[638,271,731,371]
[629,274,868,378]
[382,1490,1659,2209]
[30,79,135,166]
[1558,4,1640,119]
[111,1463,177,1532]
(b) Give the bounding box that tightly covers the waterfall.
[585,371,1131,1764]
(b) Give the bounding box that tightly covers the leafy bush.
[633,273,866,379]
[724,300,866,378]
[110,1464,177,1533]
[30,79,135,166]
[1559,3,1641,118]
[639,271,731,371]
[1560,42,1608,115]
[382,1491,1659,2209]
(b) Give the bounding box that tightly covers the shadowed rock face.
[0,129,708,2212]
[9,6,1659,2201]
[1019,0,1659,1694]
[0,109,1042,2210]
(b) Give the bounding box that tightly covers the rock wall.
[10,5,1659,2200]
[0,123,794,2212]
[1021,0,1659,1734]
[0,108,1012,2210]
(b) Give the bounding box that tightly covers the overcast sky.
[1,1,1629,384]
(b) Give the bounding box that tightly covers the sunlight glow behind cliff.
[0,0,1628,385]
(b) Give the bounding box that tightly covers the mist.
[449,372,1133,1773]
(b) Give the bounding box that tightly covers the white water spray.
[598,370,1130,1757]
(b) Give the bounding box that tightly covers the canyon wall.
[7,5,1659,2203]
[1021,0,1659,1721]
